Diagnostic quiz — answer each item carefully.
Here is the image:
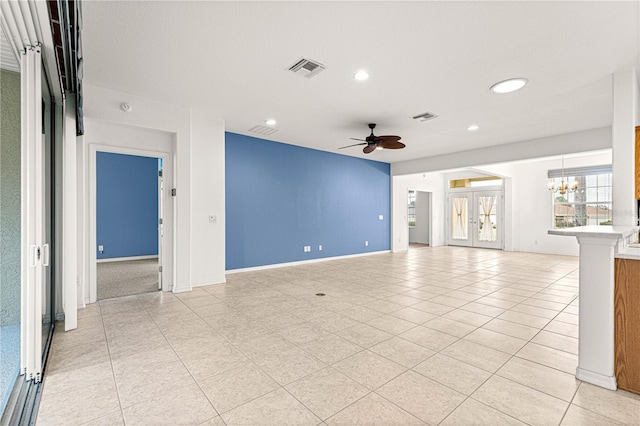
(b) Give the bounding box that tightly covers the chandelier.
[548,157,578,195]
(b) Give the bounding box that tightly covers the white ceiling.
[82,1,639,163]
[0,26,19,73]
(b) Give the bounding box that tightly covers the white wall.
[409,191,430,244]
[391,150,612,257]
[81,84,226,300]
[612,68,640,226]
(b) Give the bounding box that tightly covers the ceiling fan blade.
[349,138,367,142]
[377,135,401,142]
[339,142,368,149]
[363,144,377,154]
[378,140,406,149]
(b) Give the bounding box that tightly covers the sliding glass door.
[0,67,22,414]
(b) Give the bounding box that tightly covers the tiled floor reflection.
[37,247,640,425]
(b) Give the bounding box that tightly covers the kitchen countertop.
[548,225,636,239]
[616,244,640,260]
[548,226,640,260]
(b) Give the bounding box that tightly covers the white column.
[62,98,78,330]
[187,110,226,288]
[612,68,639,226]
[574,235,618,389]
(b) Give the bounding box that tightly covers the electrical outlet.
[303,246,311,252]
[379,215,384,220]
[98,245,104,252]
[365,241,369,247]
[318,245,322,251]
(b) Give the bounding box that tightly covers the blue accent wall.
[97,152,159,259]
[226,132,390,270]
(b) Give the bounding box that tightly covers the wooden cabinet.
[614,258,640,394]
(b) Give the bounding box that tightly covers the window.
[408,190,416,227]
[550,165,612,229]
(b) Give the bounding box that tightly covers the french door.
[448,190,502,249]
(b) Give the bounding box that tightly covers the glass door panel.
[449,194,472,247]
[474,191,501,249]
[0,67,22,413]
[41,68,54,356]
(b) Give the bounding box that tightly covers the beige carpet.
[97,258,159,300]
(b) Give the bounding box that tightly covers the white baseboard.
[192,279,227,288]
[226,250,391,274]
[575,367,617,390]
[97,255,159,263]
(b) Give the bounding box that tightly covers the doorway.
[448,189,502,249]
[408,190,431,248]
[94,152,163,300]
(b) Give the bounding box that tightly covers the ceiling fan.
[339,123,405,154]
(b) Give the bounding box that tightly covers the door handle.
[42,244,50,267]
[30,245,38,267]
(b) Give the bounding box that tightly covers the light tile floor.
[36,247,640,425]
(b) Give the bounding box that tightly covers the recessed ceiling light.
[467,124,479,131]
[265,119,277,126]
[354,70,369,81]
[490,78,528,94]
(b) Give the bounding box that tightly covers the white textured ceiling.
[82,1,639,163]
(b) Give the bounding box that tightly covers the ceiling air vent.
[249,125,279,136]
[287,57,326,79]
[412,112,438,122]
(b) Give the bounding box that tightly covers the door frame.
[408,189,433,247]
[447,185,504,249]
[88,144,174,303]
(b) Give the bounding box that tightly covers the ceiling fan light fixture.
[354,70,369,81]
[467,124,479,131]
[490,78,528,94]
[375,146,383,150]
